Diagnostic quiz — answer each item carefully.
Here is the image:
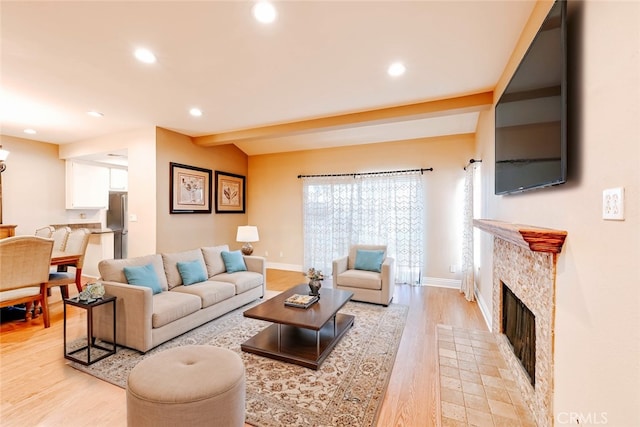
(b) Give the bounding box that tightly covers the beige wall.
[248,134,474,278]
[0,135,68,234]
[155,127,248,253]
[1,127,248,257]
[475,0,639,424]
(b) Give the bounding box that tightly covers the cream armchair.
[332,244,395,306]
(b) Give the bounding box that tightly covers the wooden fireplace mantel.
[474,219,567,254]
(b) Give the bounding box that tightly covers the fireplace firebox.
[502,283,536,386]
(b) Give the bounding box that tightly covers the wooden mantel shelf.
[474,219,567,254]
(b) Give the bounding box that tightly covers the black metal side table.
[63,295,116,365]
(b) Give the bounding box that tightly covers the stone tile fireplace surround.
[474,219,567,427]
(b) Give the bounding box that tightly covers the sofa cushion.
[177,260,208,286]
[212,271,263,294]
[201,245,229,277]
[123,264,163,295]
[162,249,206,290]
[221,250,247,273]
[151,292,201,329]
[99,254,169,292]
[171,281,236,308]
[354,249,385,273]
[336,269,382,290]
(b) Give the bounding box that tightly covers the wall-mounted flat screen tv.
[495,0,567,195]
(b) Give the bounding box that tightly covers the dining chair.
[0,236,54,328]
[35,226,55,238]
[46,228,91,298]
[51,226,71,251]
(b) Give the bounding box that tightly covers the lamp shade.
[236,226,259,242]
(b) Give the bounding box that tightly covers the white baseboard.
[422,277,461,289]
[475,288,493,332]
[266,262,302,272]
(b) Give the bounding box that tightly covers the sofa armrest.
[332,256,349,284]
[93,280,154,353]
[243,255,266,276]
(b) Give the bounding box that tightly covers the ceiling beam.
[192,91,493,147]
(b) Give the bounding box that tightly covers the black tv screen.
[495,0,567,195]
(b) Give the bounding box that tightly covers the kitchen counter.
[51,223,113,234]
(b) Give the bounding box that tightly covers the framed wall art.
[215,171,245,213]
[170,162,212,214]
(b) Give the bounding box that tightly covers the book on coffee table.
[284,294,319,309]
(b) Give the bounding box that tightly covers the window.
[302,172,425,284]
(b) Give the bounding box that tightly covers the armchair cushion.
[348,245,387,270]
[337,269,382,290]
[354,249,385,273]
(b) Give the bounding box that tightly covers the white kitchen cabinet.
[109,168,128,191]
[65,161,110,209]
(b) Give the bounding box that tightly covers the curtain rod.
[464,159,482,170]
[297,167,433,179]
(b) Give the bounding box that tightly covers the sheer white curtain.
[460,164,476,301]
[302,172,425,285]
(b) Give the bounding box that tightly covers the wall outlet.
[264,251,269,257]
[449,265,457,273]
[602,187,624,220]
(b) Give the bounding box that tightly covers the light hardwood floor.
[0,270,487,426]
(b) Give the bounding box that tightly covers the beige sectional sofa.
[94,245,265,353]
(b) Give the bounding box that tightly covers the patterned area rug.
[69,300,408,427]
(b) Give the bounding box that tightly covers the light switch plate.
[602,187,624,220]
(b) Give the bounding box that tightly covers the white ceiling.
[0,0,536,158]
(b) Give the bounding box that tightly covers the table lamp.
[236,226,259,255]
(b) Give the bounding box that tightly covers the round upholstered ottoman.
[126,345,245,427]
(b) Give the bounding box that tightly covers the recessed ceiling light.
[24,128,37,135]
[253,1,277,24]
[134,48,157,64]
[189,108,203,117]
[387,61,406,77]
[87,111,104,118]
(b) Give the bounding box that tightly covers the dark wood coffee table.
[241,284,354,369]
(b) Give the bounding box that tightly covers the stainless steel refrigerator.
[107,191,128,259]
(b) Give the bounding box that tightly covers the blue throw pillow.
[354,249,385,273]
[221,250,247,273]
[123,263,162,294]
[177,259,207,286]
